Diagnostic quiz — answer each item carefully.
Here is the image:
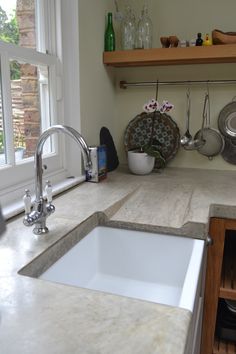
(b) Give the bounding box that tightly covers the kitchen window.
[0,0,82,215]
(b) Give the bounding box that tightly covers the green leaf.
[142,144,166,167]
[151,138,163,147]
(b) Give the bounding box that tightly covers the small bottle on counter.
[104,12,115,51]
[195,33,203,46]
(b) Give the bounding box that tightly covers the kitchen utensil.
[218,98,236,138]
[183,135,205,150]
[216,299,236,343]
[124,111,180,163]
[225,300,236,314]
[195,93,224,159]
[221,136,236,164]
[180,89,205,150]
[180,89,192,145]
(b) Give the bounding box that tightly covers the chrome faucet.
[23,125,92,235]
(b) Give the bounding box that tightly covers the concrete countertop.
[1,167,236,354]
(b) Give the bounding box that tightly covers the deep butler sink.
[38,226,204,311]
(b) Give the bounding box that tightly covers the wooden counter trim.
[201,218,226,354]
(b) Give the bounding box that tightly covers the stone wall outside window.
[16,0,40,158]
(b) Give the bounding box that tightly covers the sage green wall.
[78,0,115,146]
[116,0,236,49]
[79,0,236,170]
[113,0,236,170]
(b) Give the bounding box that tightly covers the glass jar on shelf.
[136,5,153,49]
[121,6,136,50]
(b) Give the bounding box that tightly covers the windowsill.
[3,176,85,220]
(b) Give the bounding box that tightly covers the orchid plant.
[143,99,174,114]
[140,98,174,167]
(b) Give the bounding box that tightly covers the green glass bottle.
[104,12,115,51]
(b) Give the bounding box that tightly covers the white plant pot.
[128,150,155,175]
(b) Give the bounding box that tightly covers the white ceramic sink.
[40,226,204,311]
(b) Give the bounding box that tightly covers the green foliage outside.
[0,128,25,154]
[0,131,4,153]
[0,6,23,156]
[0,6,20,79]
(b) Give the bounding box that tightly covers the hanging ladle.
[180,88,205,150]
[180,88,192,146]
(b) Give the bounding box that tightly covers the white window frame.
[0,0,84,216]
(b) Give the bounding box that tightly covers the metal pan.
[194,93,225,160]
[221,137,236,164]
[218,98,236,138]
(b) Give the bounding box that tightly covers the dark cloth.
[100,127,119,172]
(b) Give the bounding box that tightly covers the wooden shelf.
[103,44,236,67]
[213,337,236,354]
[220,231,236,300]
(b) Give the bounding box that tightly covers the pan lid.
[218,99,236,138]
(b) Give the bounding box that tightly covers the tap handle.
[23,189,31,214]
[45,180,53,204]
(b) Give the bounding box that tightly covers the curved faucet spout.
[23,125,92,235]
[35,125,92,202]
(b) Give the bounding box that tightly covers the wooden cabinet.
[103,44,236,67]
[201,218,236,354]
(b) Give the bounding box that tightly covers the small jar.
[189,39,196,47]
[179,40,187,47]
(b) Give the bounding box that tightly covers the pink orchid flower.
[143,99,174,114]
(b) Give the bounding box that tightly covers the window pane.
[0,0,37,50]
[10,59,52,162]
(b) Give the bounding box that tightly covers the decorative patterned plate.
[124,111,180,163]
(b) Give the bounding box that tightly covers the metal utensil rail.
[120,79,236,89]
